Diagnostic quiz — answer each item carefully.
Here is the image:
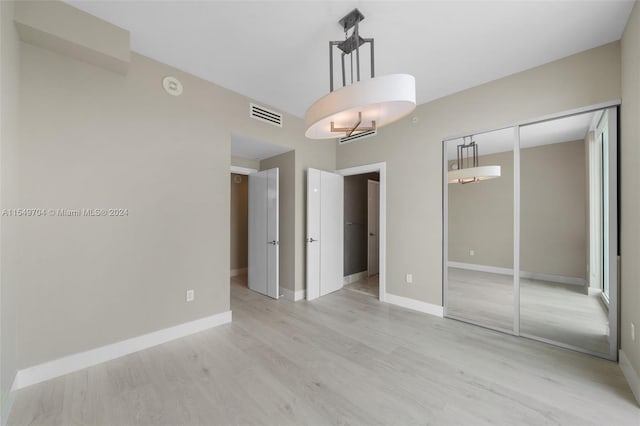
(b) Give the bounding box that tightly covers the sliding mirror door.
[445,128,515,333]
[519,108,618,358]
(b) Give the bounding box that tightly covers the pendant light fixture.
[304,9,416,140]
[448,136,501,184]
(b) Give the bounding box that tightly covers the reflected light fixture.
[448,136,501,184]
[304,9,416,139]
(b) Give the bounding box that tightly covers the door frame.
[230,165,258,175]
[367,179,380,277]
[336,162,387,302]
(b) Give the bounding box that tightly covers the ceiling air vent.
[249,103,283,127]
[339,129,377,144]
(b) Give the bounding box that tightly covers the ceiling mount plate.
[338,9,364,32]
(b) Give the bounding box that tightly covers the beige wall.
[260,150,295,292]
[11,1,335,369]
[231,156,259,171]
[522,140,587,279]
[621,0,640,381]
[14,0,130,74]
[230,173,248,271]
[336,42,621,306]
[449,150,514,269]
[16,44,231,369]
[0,1,19,421]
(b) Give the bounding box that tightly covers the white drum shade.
[305,74,416,139]
[448,165,501,184]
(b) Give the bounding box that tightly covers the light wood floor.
[9,275,638,426]
[343,274,379,298]
[447,268,610,354]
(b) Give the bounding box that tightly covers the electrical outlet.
[632,322,636,342]
[186,289,195,302]
[406,273,413,284]
[469,249,475,256]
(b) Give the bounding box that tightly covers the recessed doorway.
[337,162,387,301]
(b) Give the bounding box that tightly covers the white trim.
[12,311,232,391]
[1,384,16,426]
[442,140,449,314]
[604,107,618,360]
[514,125,521,335]
[589,109,604,132]
[384,293,444,318]
[619,350,640,406]
[448,261,586,286]
[230,267,247,277]
[599,291,610,310]
[343,271,368,285]
[336,162,387,302]
[448,261,512,276]
[230,165,258,175]
[280,288,306,301]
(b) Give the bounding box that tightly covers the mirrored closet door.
[443,106,618,360]
[445,127,515,333]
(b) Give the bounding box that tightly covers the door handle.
[369,233,376,236]
[307,237,318,243]
[267,240,279,245]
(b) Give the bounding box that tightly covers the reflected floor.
[231,273,249,288]
[447,268,609,355]
[344,274,379,298]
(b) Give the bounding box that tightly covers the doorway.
[230,167,255,294]
[230,132,291,300]
[336,162,387,301]
[342,172,380,298]
[230,171,251,279]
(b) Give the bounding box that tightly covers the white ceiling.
[231,133,292,160]
[66,1,633,119]
[446,110,595,159]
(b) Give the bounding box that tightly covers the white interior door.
[248,168,279,299]
[368,180,380,276]
[306,168,343,301]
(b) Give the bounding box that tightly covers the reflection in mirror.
[446,127,514,332]
[519,110,611,354]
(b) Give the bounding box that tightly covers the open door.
[248,168,279,299]
[368,180,380,276]
[306,168,343,301]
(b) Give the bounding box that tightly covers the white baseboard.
[281,287,306,301]
[1,385,16,426]
[619,349,640,406]
[230,268,247,277]
[448,261,585,286]
[384,292,443,318]
[343,271,368,285]
[12,310,232,391]
[522,270,585,286]
[449,261,512,276]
